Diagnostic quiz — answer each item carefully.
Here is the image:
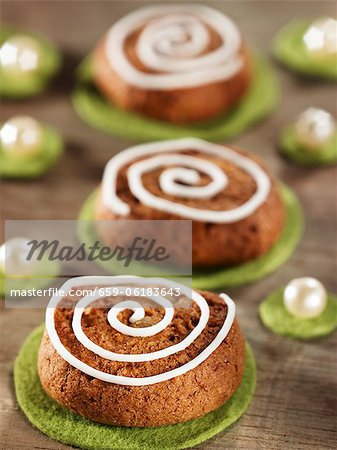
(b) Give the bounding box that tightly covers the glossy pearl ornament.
[303,17,337,58]
[0,238,36,276]
[283,277,327,319]
[0,116,42,159]
[0,35,41,74]
[294,107,336,151]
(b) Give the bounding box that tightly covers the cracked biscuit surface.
[38,289,245,427]
[95,146,285,268]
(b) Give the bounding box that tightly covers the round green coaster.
[273,20,337,81]
[259,288,337,340]
[0,26,61,98]
[0,259,60,298]
[0,124,64,179]
[280,125,337,167]
[78,184,303,289]
[72,53,278,142]
[14,325,256,450]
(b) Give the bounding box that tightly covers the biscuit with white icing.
[95,138,285,267]
[38,277,245,427]
[92,5,251,124]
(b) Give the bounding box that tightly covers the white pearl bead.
[0,116,42,159]
[283,277,327,319]
[0,35,41,74]
[294,107,336,151]
[303,17,337,59]
[0,238,36,276]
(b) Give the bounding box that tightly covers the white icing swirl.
[46,276,236,386]
[105,4,243,89]
[102,138,271,223]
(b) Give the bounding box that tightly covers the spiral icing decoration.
[105,5,243,89]
[46,276,236,386]
[102,138,271,223]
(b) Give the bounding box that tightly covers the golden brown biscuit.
[91,5,252,124]
[38,289,245,427]
[94,142,285,267]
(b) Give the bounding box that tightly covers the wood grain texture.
[0,1,336,449]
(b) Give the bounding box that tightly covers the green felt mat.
[77,184,303,289]
[259,288,337,340]
[0,124,64,179]
[280,126,337,167]
[14,325,256,450]
[0,259,60,298]
[273,20,337,81]
[72,53,278,142]
[0,26,61,98]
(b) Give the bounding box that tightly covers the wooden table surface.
[1,1,336,449]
